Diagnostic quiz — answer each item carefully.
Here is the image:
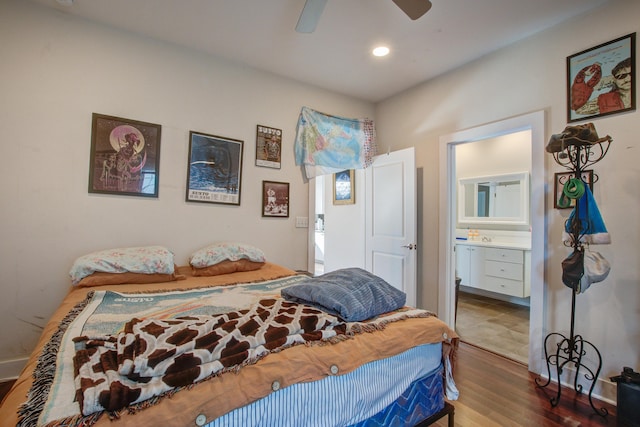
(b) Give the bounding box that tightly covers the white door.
[365,147,417,306]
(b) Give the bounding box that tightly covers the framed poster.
[89,113,161,197]
[554,170,594,209]
[567,33,635,122]
[262,180,289,217]
[186,131,244,205]
[333,169,355,205]
[255,125,282,169]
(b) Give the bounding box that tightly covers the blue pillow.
[281,268,406,321]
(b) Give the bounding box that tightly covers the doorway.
[454,131,531,364]
[438,111,546,374]
[307,149,417,301]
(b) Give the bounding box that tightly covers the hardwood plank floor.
[456,291,529,364]
[432,342,617,426]
[0,343,617,426]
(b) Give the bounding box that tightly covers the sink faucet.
[482,236,492,242]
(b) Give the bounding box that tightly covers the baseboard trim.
[537,367,617,406]
[0,358,28,382]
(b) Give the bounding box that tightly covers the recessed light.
[372,46,390,57]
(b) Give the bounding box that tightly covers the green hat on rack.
[557,177,585,208]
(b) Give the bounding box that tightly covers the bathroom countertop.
[454,239,531,250]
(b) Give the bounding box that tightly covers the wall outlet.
[295,217,309,228]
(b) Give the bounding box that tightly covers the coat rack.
[535,123,612,417]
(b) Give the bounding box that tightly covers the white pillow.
[189,242,266,268]
[69,246,175,285]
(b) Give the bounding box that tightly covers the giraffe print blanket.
[73,298,347,416]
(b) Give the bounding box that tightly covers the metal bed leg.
[415,401,455,426]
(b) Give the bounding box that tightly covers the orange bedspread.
[0,263,458,427]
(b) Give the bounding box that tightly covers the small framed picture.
[262,181,289,217]
[554,170,594,209]
[567,33,635,122]
[88,113,161,197]
[255,125,282,169]
[333,170,355,205]
[186,131,244,205]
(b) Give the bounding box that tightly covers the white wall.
[456,131,531,180]
[0,0,373,368]
[375,0,639,402]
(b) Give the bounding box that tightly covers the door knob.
[402,243,417,250]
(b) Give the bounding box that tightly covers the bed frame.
[417,401,455,426]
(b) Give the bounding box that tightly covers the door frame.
[308,176,317,274]
[438,111,546,373]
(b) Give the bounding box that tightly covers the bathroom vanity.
[455,241,531,298]
[455,170,531,298]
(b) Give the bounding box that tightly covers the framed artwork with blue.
[186,131,244,205]
[333,169,355,205]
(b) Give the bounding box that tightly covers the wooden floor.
[432,342,617,426]
[456,291,529,364]
[0,342,617,426]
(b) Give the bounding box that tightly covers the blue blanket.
[281,268,406,321]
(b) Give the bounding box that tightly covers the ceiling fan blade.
[392,0,432,20]
[296,0,328,33]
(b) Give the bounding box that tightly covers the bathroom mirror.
[458,172,529,225]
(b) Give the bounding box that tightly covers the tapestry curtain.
[294,106,377,179]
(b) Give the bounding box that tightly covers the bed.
[0,244,458,427]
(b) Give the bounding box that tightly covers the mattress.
[352,365,445,427]
[206,343,443,427]
[0,263,458,427]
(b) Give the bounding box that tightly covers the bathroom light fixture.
[372,46,390,57]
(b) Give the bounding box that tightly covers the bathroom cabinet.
[455,243,530,298]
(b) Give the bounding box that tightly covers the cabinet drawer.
[485,247,523,264]
[485,260,523,281]
[483,276,525,298]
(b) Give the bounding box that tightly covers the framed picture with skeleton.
[89,113,162,197]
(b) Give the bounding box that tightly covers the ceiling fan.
[296,0,433,33]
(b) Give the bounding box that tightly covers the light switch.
[295,217,309,228]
